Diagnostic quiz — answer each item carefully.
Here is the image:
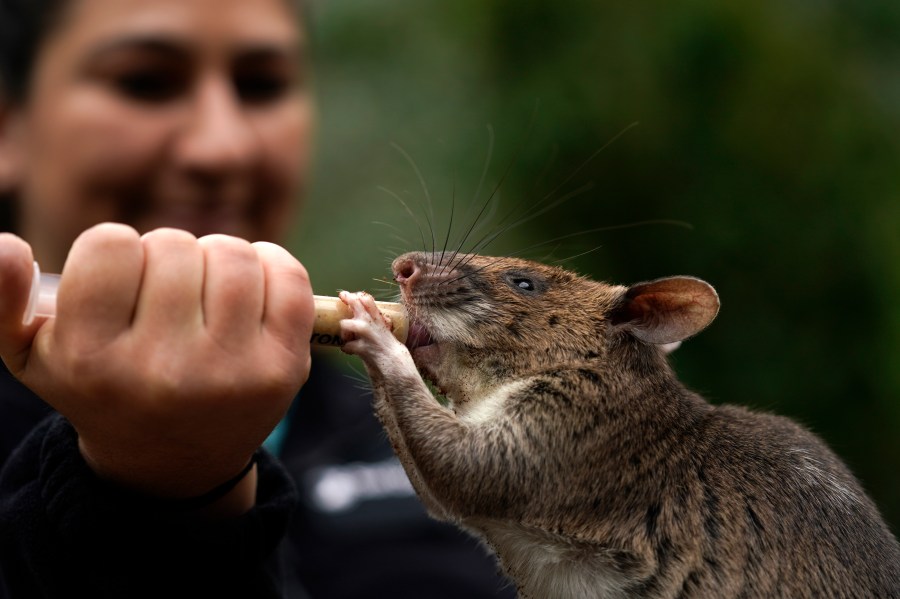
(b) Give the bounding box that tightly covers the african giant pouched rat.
[338,251,900,599]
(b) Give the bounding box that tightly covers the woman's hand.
[0,224,313,507]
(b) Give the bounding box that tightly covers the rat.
[338,250,900,598]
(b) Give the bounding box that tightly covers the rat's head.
[392,251,719,400]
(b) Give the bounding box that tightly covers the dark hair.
[0,0,69,231]
[1,0,306,102]
[0,0,69,102]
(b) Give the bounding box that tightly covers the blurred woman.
[0,0,512,596]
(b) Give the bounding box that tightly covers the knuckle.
[279,259,311,290]
[73,223,140,256]
[85,222,140,240]
[0,232,32,257]
[201,235,259,271]
[279,271,314,312]
[200,233,253,254]
[253,242,310,282]
[141,227,198,250]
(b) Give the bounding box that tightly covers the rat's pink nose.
[392,253,423,287]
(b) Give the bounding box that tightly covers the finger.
[344,292,389,330]
[56,223,143,342]
[133,228,203,332]
[253,242,313,351]
[358,292,390,328]
[0,233,40,364]
[340,291,374,322]
[340,338,363,356]
[338,290,355,309]
[198,234,264,344]
[339,291,364,318]
[340,318,368,337]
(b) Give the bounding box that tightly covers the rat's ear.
[609,276,719,345]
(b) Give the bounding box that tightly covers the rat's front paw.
[339,291,404,361]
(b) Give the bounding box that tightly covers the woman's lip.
[405,321,434,350]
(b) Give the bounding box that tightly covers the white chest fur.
[465,519,632,599]
[455,379,528,425]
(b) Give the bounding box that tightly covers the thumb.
[0,233,43,374]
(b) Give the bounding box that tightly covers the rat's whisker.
[511,219,694,262]
[459,181,596,268]
[445,125,495,273]
[373,220,410,243]
[465,123,637,259]
[379,186,428,255]
[444,220,690,287]
[439,255,512,287]
[453,121,638,272]
[550,245,605,266]
[437,178,456,276]
[538,121,638,211]
[447,105,540,274]
[391,142,437,264]
[532,143,560,194]
[450,179,594,277]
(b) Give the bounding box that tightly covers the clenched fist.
[0,223,313,507]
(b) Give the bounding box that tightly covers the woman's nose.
[175,76,259,175]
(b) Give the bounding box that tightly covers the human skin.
[0,0,314,272]
[0,226,314,513]
[0,0,315,515]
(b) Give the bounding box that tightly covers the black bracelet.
[168,454,258,512]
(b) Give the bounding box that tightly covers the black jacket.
[0,353,515,598]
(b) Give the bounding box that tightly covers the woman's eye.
[235,74,291,104]
[113,70,185,103]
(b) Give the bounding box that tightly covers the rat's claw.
[339,291,395,358]
[357,292,392,329]
[339,291,412,376]
[341,291,391,330]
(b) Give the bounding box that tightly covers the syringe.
[24,262,60,326]
[23,262,408,348]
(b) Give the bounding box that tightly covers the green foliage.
[293,0,900,533]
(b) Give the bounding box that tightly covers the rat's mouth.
[405,321,435,350]
[405,320,442,384]
[403,317,454,397]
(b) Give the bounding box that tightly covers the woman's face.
[0,0,313,271]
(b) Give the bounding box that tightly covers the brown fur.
[340,251,900,599]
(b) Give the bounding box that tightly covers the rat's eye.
[505,273,544,294]
[514,278,535,291]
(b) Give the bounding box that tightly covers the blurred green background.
[290,0,900,534]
